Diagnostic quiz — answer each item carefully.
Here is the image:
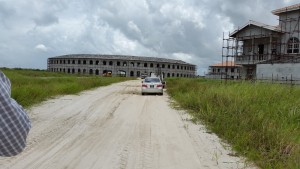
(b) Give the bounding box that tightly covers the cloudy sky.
[0,0,298,75]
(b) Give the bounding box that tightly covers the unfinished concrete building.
[47,54,196,78]
[206,61,241,79]
[223,3,300,83]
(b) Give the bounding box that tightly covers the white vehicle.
[141,77,163,95]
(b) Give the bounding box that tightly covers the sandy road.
[0,80,255,169]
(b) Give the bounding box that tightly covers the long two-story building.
[47,54,197,78]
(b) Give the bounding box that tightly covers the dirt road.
[0,80,255,169]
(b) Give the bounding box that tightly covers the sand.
[0,80,256,169]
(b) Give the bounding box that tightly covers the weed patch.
[1,68,133,108]
[166,78,300,169]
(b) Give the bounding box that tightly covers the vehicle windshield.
[144,78,160,83]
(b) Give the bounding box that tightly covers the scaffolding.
[222,5,300,80]
[221,32,238,80]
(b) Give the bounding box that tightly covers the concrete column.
[269,35,272,60]
[251,37,254,62]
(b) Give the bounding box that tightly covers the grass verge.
[1,68,134,108]
[166,78,300,169]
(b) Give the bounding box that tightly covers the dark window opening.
[287,37,299,54]
[258,44,264,54]
[130,71,134,77]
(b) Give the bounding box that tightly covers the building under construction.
[206,61,241,79]
[223,3,300,83]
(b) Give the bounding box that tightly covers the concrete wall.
[239,65,256,80]
[206,66,241,79]
[279,11,300,54]
[256,63,300,81]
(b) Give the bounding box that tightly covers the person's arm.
[0,71,31,157]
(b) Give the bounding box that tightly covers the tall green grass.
[1,68,133,108]
[166,78,300,169]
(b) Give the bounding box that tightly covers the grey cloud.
[0,1,16,27]
[0,0,299,74]
[0,1,15,17]
[212,0,288,27]
[34,13,59,26]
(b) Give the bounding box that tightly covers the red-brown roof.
[210,61,241,67]
[272,3,300,16]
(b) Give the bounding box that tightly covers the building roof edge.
[48,54,196,66]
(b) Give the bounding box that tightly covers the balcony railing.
[235,54,269,64]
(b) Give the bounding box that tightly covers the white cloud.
[171,52,193,63]
[160,3,206,29]
[216,14,234,33]
[284,0,296,3]
[113,31,138,52]
[35,44,48,52]
[128,21,141,34]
